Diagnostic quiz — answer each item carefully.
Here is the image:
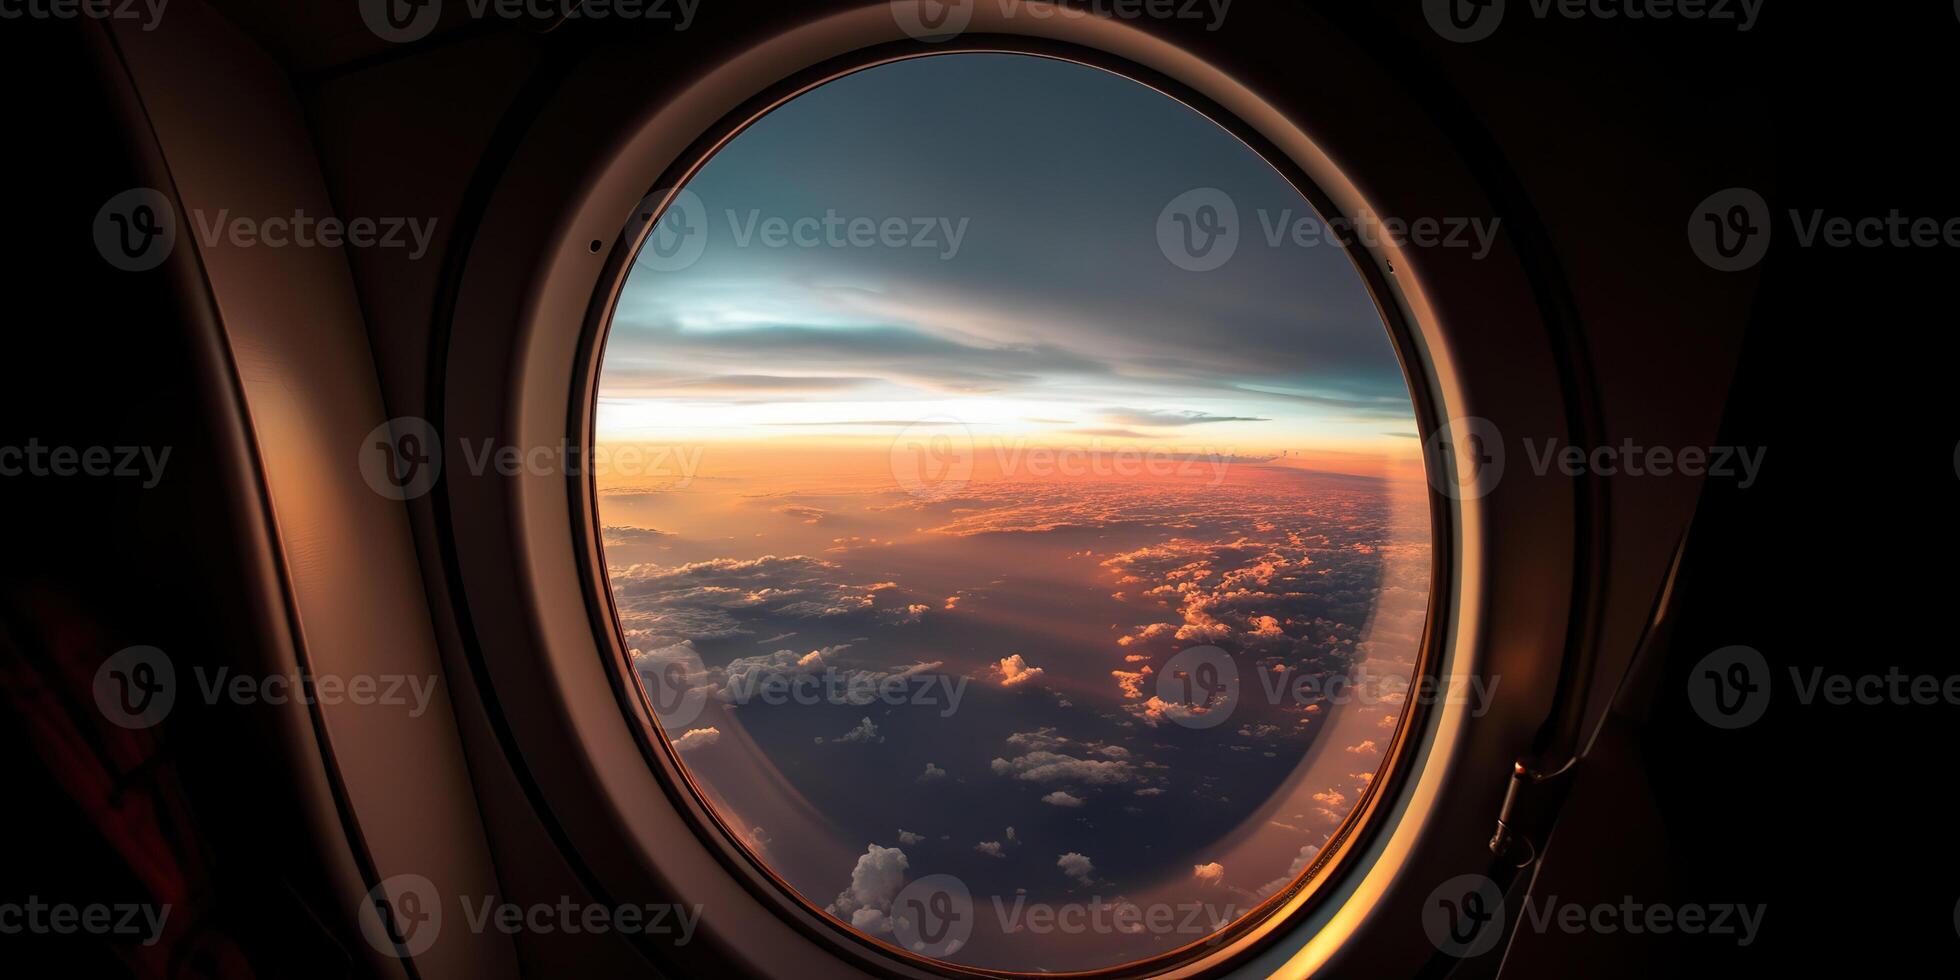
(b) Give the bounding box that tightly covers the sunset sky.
[595,54,1430,973]
[597,53,1420,474]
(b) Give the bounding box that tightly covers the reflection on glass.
[595,53,1430,973]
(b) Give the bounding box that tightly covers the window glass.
[595,53,1430,973]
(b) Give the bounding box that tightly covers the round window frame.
[435,5,1588,979]
[575,46,1450,980]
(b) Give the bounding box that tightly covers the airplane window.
[592,53,1432,973]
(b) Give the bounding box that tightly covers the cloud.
[1057,853,1098,885]
[990,750,1134,786]
[833,717,883,744]
[710,647,945,710]
[826,845,909,934]
[1042,791,1086,808]
[602,525,673,545]
[1123,696,1209,728]
[774,504,829,523]
[1002,729,1070,752]
[1193,862,1226,886]
[898,830,925,846]
[1100,408,1270,427]
[1256,844,1322,898]
[598,373,881,400]
[671,727,721,752]
[610,554,881,640]
[995,653,1046,688]
[602,313,1110,396]
[975,841,1005,858]
[881,603,930,625]
[918,763,947,783]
